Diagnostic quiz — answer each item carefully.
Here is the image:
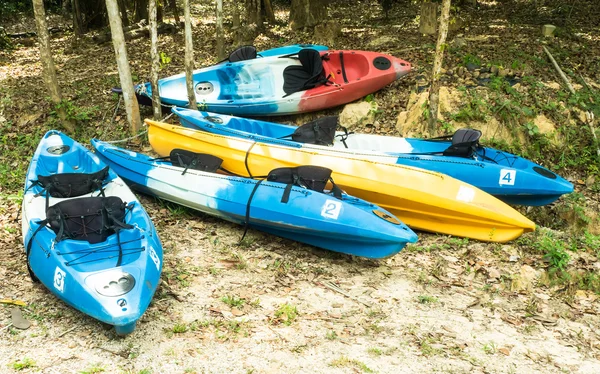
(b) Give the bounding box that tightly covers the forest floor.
[1,0,600,373]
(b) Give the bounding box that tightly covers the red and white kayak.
[141,49,411,116]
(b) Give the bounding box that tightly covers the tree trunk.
[149,0,162,119]
[246,0,262,26]
[72,0,84,36]
[419,2,437,35]
[157,0,163,23]
[105,0,142,135]
[427,0,451,133]
[117,0,129,27]
[184,0,197,109]
[32,0,76,133]
[216,0,225,60]
[289,0,327,30]
[170,0,181,25]
[232,2,240,29]
[263,0,276,24]
[134,0,149,22]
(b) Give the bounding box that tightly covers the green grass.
[330,356,374,373]
[274,303,298,326]
[10,358,36,371]
[221,295,245,308]
[417,295,439,304]
[80,364,105,374]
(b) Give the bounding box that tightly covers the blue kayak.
[22,131,163,335]
[173,108,573,206]
[130,44,329,109]
[91,139,418,258]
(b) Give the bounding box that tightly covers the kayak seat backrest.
[290,116,338,146]
[37,166,109,198]
[228,45,258,62]
[443,128,482,158]
[266,165,343,203]
[283,49,327,96]
[170,148,223,174]
[46,196,132,244]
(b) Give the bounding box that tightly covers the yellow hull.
[146,120,536,242]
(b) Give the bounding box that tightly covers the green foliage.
[159,52,171,69]
[172,323,188,333]
[221,295,245,308]
[417,295,439,304]
[535,231,570,272]
[51,99,98,123]
[461,53,481,67]
[274,303,298,325]
[451,89,487,122]
[80,364,105,374]
[10,358,36,371]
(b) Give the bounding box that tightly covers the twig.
[56,323,80,338]
[542,45,575,94]
[321,281,372,307]
[586,112,600,160]
[0,323,13,332]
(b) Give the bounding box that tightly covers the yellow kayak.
[145,119,536,242]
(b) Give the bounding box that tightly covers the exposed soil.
[1,1,599,373]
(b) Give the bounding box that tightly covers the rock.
[510,265,540,292]
[487,268,501,280]
[450,36,467,48]
[499,69,510,77]
[543,81,562,90]
[491,66,499,75]
[368,35,395,48]
[472,71,480,79]
[457,66,466,77]
[542,24,556,37]
[466,62,479,71]
[314,21,342,45]
[340,101,378,130]
[586,175,596,187]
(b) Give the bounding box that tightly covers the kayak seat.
[282,49,328,96]
[266,165,343,203]
[228,45,258,62]
[170,148,223,175]
[45,196,133,244]
[36,166,110,198]
[443,128,482,158]
[280,116,338,146]
[26,196,134,280]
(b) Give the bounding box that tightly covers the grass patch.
[273,303,298,326]
[330,355,374,373]
[221,295,245,308]
[417,295,439,304]
[80,364,105,374]
[10,358,36,371]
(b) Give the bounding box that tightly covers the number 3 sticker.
[499,169,516,186]
[54,267,66,293]
[321,199,342,220]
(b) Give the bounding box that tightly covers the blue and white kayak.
[129,44,329,108]
[91,139,418,259]
[22,131,163,335]
[173,108,573,206]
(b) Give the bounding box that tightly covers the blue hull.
[173,108,574,206]
[22,131,163,335]
[91,140,418,258]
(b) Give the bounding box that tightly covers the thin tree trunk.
[73,0,84,36]
[117,0,129,27]
[232,2,240,29]
[170,0,181,25]
[157,0,163,23]
[184,0,197,109]
[427,0,451,133]
[134,0,149,22]
[149,0,162,119]
[263,0,276,24]
[32,0,76,133]
[216,0,225,60]
[105,0,142,135]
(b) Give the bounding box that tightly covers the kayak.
[138,49,411,116]
[91,139,418,259]
[173,108,574,206]
[145,119,536,242]
[22,131,163,335]
[126,44,329,108]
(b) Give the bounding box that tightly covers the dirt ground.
[1,0,599,373]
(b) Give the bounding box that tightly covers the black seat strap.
[339,51,348,84]
[25,219,49,282]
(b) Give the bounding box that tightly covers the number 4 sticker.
[499,169,516,186]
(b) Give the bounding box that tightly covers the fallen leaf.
[498,347,511,356]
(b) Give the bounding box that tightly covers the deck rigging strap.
[339,51,348,84]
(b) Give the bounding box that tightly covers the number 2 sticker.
[499,169,516,186]
[321,199,342,220]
